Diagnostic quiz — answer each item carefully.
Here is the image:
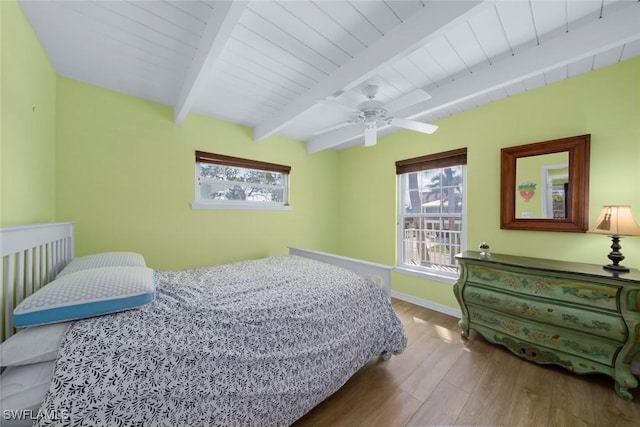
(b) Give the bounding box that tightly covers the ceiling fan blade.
[383,89,432,114]
[391,117,438,134]
[364,123,377,147]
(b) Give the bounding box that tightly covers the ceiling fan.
[317,85,438,147]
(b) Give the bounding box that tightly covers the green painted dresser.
[453,251,640,400]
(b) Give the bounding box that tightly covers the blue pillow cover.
[14,266,155,327]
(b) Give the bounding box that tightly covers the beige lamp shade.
[589,205,640,236]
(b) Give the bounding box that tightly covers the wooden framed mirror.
[500,134,590,232]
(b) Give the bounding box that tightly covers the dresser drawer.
[473,327,614,377]
[466,264,620,311]
[463,284,627,342]
[468,305,621,367]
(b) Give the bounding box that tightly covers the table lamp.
[589,205,640,272]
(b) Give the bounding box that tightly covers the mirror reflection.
[500,134,590,232]
[515,152,569,219]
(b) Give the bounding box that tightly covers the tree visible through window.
[396,148,467,275]
[194,151,290,209]
[199,164,285,202]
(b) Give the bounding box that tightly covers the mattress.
[34,255,407,426]
[1,361,56,427]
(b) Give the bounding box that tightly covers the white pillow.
[0,323,70,367]
[0,360,55,414]
[14,266,155,327]
[57,251,146,278]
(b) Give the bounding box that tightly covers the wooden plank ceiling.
[19,0,640,152]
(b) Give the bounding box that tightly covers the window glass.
[194,151,290,210]
[397,153,466,275]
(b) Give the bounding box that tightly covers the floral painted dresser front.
[453,251,640,400]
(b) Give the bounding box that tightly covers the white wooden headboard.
[0,222,75,341]
[0,231,388,341]
[288,246,393,297]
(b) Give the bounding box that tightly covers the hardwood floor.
[293,299,640,427]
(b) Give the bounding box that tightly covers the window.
[192,151,291,210]
[396,148,467,278]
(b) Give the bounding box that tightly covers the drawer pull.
[502,339,573,367]
[517,344,541,361]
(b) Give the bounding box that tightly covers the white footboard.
[0,222,75,341]
[288,247,393,298]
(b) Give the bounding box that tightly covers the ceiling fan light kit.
[319,85,439,147]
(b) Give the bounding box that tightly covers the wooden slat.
[61,238,69,275]
[424,35,468,79]
[494,0,538,54]
[134,1,207,36]
[386,0,425,23]
[192,82,277,124]
[0,258,5,342]
[370,66,428,98]
[219,49,307,97]
[230,24,329,84]
[202,70,288,113]
[231,25,328,83]
[277,1,366,57]
[467,6,515,61]
[215,61,300,102]
[51,2,198,57]
[313,1,383,46]
[53,6,192,75]
[15,251,25,307]
[248,1,352,66]
[170,0,214,20]
[88,1,202,48]
[529,0,567,40]
[350,0,403,35]
[25,248,34,297]
[47,242,54,282]
[241,7,340,75]
[0,223,75,341]
[51,241,59,278]
[445,22,492,73]
[34,245,42,292]
[222,38,319,89]
[4,254,15,341]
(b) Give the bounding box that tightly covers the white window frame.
[395,150,467,284]
[191,151,291,211]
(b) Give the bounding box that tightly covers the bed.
[0,222,406,426]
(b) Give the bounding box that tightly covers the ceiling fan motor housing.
[335,84,437,143]
[361,106,388,124]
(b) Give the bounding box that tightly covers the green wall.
[0,0,57,225]
[3,1,640,310]
[337,57,640,309]
[55,78,340,270]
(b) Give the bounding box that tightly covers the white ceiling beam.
[174,1,247,124]
[307,3,640,153]
[252,0,488,142]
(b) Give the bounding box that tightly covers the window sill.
[191,202,292,211]
[394,266,458,285]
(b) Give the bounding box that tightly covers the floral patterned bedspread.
[37,256,407,426]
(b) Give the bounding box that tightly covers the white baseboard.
[391,290,462,319]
